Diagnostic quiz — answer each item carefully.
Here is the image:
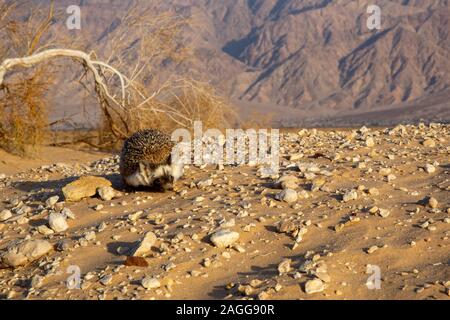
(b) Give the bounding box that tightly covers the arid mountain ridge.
[16,1,450,126]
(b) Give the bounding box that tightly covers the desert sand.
[0,124,449,300]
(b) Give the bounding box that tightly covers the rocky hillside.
[10,0,450,125]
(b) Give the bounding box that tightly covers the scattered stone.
[194,196,205,203]
[37,225,54,235]
[0,239,53,268]
[100,275,113,285]
[378,208,390,218]
[422,139,436,147]
[342,190,358,202]
[197,179,213,189]
[141,277,161,289]
[128,211,143,222]
[276,189,298,203]
[56,239,70,252]
[97,186,116,201]
[258,291,270,300]
[131,231,157,257]
[210,230,240,248]
[316,272,331,283]
[366,246,379,254]
[427,197,438,208]
[277,175,299,190]
[365,137,375,147]
[45,196,59,207]
[84,231,96,241]
[233,244,246,253]
[48,212,69,233]
[289,153,303,161]
[62,176,112,202]
[305,279,325,294]
[0,209,12,222]
[30,275,44,288]
[257,167,279,179]
[424,164,436,174]
[311,178,326,192]
[277,221,297,233]
[61,208,75,219]
[278,259,292,275]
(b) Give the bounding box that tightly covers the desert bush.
[0,1,57,155]
[0,67,52,155]
[128,79,238,133]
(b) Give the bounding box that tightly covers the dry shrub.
[0,1,57,155]
[0,67,52,155]
[129,79,238,133]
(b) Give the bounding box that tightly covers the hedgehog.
[119,129,183,191]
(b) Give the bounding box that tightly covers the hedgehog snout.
[154,174,174,191]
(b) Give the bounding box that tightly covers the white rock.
[305,279,325,294]
[210,230,240,248]
[424,164,436,173]
[378,209,390,218]
[342,190,358,202]
[97,186,116,201]
[61,207,75,220]
[289,153,303,161]
[131,231,157,257]
[0,239,53,268]
[37,225,54,235]
[48,212,68,233]
[367,246,379,254]
[422,139,436,147]
[277,175,299,190]
[257,167,279,179]
[197,179,213,189]
[45,196,59,207]
[141,277,161,289]
[277,189,298,203]
[194,196,205,203]
[0,209,12,222]
[277,259,292,275]
[365,137,375,147]
[428,197,438,209]
[84,231,96,241]
[359,126,369,134]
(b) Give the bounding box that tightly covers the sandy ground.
[0,125,449,300]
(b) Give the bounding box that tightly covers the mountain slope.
[9,0,450,126]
